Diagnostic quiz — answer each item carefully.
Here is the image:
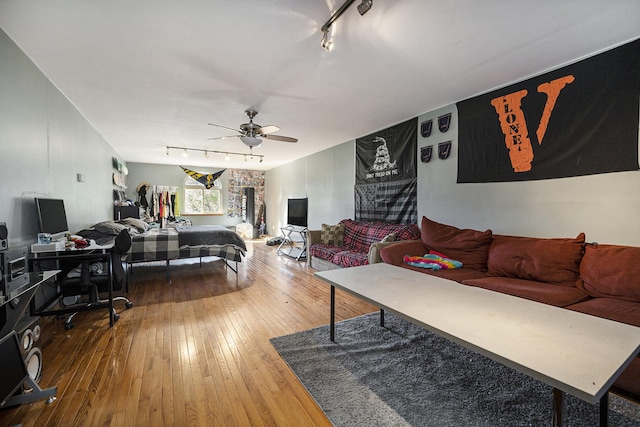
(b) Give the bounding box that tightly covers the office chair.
[60,229,133,329]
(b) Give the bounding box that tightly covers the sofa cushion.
[565,298,640,327]
[399,264,489,282]
[320,223,345,246]
[576,244,640,302]
[380,240,429,266]
[332,250,370,268]
[486,233,585,287]
[309,244,344,261]
[420,216,492,271]
[462,277,590,307]
[613,357,640,398]
[341,219,420,254]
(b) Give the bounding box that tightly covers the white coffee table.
[316,263,640,427]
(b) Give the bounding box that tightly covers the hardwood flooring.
[0,241,376,427]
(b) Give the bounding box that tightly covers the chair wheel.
[125,302,133,309]
[65,323,75,330]
[114,313,120,322]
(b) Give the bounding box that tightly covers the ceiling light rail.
[165,146,264,163]
[320,0,373,50]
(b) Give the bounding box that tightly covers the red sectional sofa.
[380,216,640,400]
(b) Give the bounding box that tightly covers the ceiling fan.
[208,109,298,148]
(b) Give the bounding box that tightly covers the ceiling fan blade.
[208,123,242,133]
[257,125,280,135]
[263,134,298,143]
[207,135,243,140]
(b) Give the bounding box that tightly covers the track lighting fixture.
[165,146,264,163]
[357,0,373,15]
[321,29,333,51]
[320,0,373,50]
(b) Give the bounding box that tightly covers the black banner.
[356,118,417,185]
[457,39,640,183]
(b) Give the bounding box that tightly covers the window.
[183,172,223,215]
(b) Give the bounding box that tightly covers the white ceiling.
[1,1,639,171]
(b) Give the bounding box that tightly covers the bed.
[78,219,247,282]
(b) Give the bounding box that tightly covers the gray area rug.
[270,313,640,426]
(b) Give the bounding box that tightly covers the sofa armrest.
[306,230,321,247]
[369,239,421,265]
[379,240,428,266]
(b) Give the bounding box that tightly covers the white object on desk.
[31,240,66,253]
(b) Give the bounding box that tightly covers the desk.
[30,241,118,327]
[316,263,640,427]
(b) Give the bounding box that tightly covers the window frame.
[182,172,223,216]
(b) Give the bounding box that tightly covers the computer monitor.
[34,198,69,241]
[0,331,29,406]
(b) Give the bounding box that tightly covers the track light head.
[321,29,333,51]
[357,0,372,15]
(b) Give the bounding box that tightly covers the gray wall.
[266,108,640,246]
[0,29,122,248]
[265,140,355,234]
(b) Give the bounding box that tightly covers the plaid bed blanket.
[127,228,245,263]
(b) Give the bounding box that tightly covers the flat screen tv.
[35,198,69,240]
[0,331,30,406]
[287,198,308,227]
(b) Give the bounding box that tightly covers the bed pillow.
[321,223,345,246]
[420,216,492,271]
[93,221,127,236]
[118,217,151,233]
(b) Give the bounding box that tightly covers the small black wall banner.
[356,118,417,185]
[457,38,640,183]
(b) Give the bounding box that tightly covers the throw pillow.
[321,223,345,246]
[420,216,493,271]
[486,233,585,287]
[577,244,640,302]
[380,233,396,243]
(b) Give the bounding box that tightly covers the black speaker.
[0,222,7,252]
[244,187,255,226]
[16,317,43,386]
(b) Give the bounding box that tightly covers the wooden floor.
[0,241,376,427]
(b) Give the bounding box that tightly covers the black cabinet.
[114,205,140,220]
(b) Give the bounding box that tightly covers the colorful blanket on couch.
[403,253,463,270]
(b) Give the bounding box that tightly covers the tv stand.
[277,225,307,261]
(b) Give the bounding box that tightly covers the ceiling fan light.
[240,136,263,148]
